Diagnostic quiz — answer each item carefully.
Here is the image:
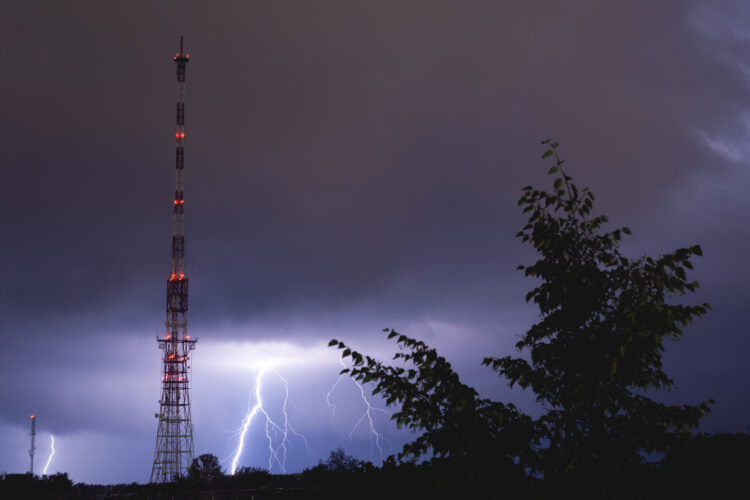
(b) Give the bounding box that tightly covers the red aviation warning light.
[173,36,191,61]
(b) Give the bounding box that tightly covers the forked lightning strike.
[43,435,55,475]
[231,355,391,474]
[329,359,391,461]
[325,366,346,417]
[230,369,311,475]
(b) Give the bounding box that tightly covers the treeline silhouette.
[4,435,749,498]
[3,142,748,499]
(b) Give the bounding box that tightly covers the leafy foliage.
[331,140,714,490]
[483,139,712,479]
[233,465,270,478]
[186,453,223,486]
[329,331,533,473]
[229,465,272,489]
[324,447,362,472]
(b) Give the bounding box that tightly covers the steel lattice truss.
[150,37,197,484]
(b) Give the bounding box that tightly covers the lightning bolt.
[325,366,347,417]
[328,358,391,462]
[42,435,55,475]
[229,369,264,475]
[229,368,312,475]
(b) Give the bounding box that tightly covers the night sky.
[1,1,749,484]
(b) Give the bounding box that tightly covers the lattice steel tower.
[150,37,198,483]
[29,414,36,475]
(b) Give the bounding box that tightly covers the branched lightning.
[229,354,393,474]
[275,371,314,463]
[325,368,347,417]
[229,370,264,475]
[329,359,391,462]
[230,368,312,475]
[43,435,55,475]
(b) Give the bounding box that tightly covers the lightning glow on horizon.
[229,368,311,475]
[43,435,55,475]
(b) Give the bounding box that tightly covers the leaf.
[553,178,563,190]
[328,339,338,347]
[548,166,559,174]
[622,226,632,235]
[543,149,554,159]
[675,267,686,280]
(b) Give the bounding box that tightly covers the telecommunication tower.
[29,415,36,475]
[150,37,198,483]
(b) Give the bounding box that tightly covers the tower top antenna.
[174,37,190,62]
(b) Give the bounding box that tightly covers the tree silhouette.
[331,140,713,492]
[324,447,361,472]
[330,330,533,487]
[186,453,223,486]
[484,140,712,487]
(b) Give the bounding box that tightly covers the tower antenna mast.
[29,415,36,475]
[150,36,197,483]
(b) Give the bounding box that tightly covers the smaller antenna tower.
[29,415,36,475]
